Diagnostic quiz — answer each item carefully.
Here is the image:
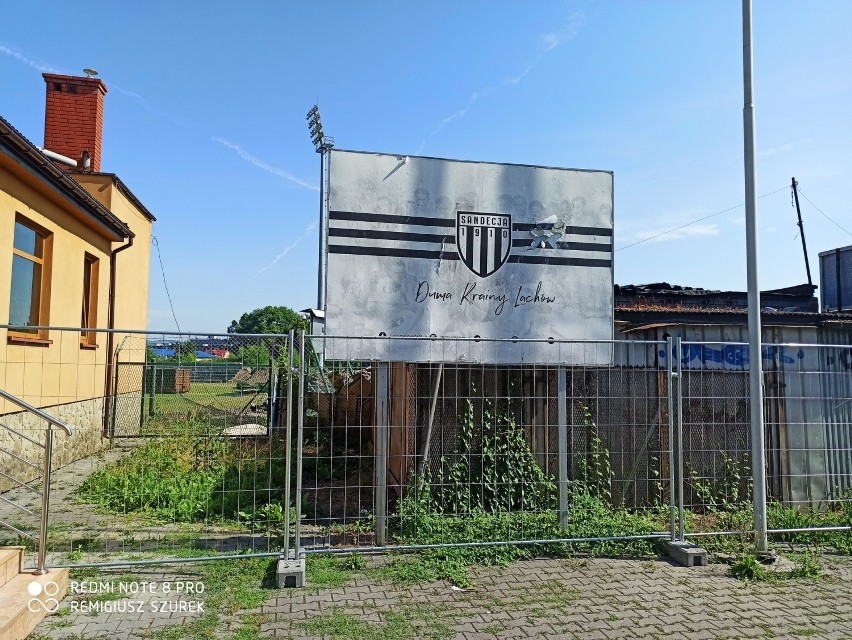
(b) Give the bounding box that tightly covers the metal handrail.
[0,388,73,574]
[0,389,73,435]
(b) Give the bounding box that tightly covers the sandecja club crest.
[456,211,512,278]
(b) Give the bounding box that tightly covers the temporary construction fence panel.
[0,326,850,569]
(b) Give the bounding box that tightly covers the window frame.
[8,214,53,343]
[80,252,100,348]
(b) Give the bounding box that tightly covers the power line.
[795,186,852,237]
[615,185,789,251]
[152,235,181,333]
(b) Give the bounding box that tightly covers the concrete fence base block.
[665,541,708,567]
[276,558,305,588]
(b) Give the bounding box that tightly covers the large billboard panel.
[324,150,614,364]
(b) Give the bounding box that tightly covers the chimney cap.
[42,73,108,95]
[83,68,99,78]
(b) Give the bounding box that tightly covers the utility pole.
[742,0,768,555]
[791,177,813,287]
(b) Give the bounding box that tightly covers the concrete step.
[0,548,68,640]
[0,548,23,591]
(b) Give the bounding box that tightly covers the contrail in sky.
[417,12,586,153]
[254,219,319,279]
[0,43,63,73]
[1,42,314,190]
[212,138,319,191]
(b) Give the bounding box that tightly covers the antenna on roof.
[83,68,98,78]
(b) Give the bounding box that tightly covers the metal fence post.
[675,337,686,542]
[37,426,54,574]
[557,367,569,530]
[266,357,278,441]
[138,363,147,435]
[109,357,121,442]
[375,362,389,546]
[294,332,306,557]
[666,337,676,542]
[283,330,295,559]
[148,363,157,418]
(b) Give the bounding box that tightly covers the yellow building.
[0,74,154,486]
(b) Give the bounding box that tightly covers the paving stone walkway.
[28,553,852,640]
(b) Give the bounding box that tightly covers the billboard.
[324,150,614,364]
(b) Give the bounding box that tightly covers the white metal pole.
[317,149,329,311]
[742,0,769,554]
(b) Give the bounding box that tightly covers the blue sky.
[2,1,851,332]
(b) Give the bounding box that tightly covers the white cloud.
[617,214,725,249]
[758,143,793,158]
[213,138,319,191]
[631,222,720,244]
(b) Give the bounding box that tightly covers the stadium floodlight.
[306,104,333,153]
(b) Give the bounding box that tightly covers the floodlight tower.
[307,106,334,314]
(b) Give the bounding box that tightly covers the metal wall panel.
[819,244,852,312]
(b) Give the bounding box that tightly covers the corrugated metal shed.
[612,304,852,506]
[819,245,852,312]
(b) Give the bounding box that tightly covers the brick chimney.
[42,73,108,172]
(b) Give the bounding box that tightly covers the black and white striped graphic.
[328,210,613,271]
[457,212,512,277]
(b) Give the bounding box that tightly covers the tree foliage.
[227,306,306,335]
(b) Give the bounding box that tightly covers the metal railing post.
[0,389,72,574]
[667,337,676,542]
[283,330,295,559]
[37,426,54,575]
[676,337,686,542]
[557,367,569,530]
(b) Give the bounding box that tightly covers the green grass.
[298,603,458,640]
[306,552,366,587]
[385,484,660,587]
[729,553,823,582]
[151,382,262,416]
[76,420,287,526]
[791,628,821,637]
[145,554,275,640]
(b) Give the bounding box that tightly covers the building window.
[81,253,99,346]
[9,216,52,340]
